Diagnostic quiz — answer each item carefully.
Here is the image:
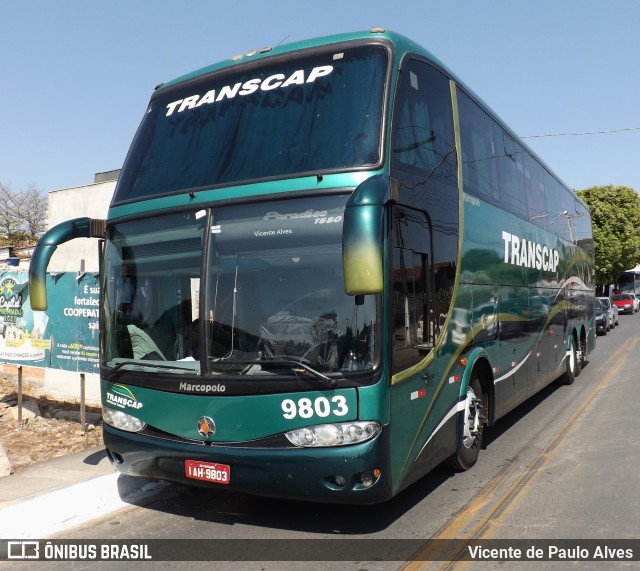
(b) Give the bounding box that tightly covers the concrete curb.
[0,447,170,539]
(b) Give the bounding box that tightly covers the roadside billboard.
[0,271,99,372]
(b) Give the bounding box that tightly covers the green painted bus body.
[32,30,594,503]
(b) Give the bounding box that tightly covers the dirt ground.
[0,377,103,474]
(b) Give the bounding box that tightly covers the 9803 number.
[281,395,348,420]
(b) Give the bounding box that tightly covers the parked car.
[598,296,618,328]
[595,299,609,335]
[630,293,640,313]
[612,293,635,315]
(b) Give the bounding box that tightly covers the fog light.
[334,475,346,487]
[359,472,374,488]
[322,473,348,491]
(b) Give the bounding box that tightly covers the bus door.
[388,206,438,483]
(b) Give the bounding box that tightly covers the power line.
[522,126,640,139]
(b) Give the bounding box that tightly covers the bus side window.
[545,172,573,242]
[525,154,547,226]
[573,199,593,251]
[457,88,500,205]
[391,206,434,374]
[392,59,456,180]
[460,89,532,220]
[497,131,527,217]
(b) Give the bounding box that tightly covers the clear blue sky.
[2,0,639,195]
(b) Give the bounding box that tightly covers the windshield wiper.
[260,356,336,387]
[209,354,335,386]
[103,361,196,380]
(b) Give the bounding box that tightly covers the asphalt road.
[13,311,640,570]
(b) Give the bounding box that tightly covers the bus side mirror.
[29,218,106,310]
[342,175,393,296]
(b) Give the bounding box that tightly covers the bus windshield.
[114,44,389,203]
[617,272,636,293]
[103,211,206,373]
[102,196,377,379]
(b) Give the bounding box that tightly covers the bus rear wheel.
[560,337,578,385]
[446,376,485,471]
[575,338,583,377]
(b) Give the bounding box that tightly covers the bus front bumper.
[103,424,393,504]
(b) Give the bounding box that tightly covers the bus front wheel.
[446,376,485,471]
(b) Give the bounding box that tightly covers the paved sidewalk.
[0,447,169,539]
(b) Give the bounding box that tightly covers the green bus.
[30,29,594,504]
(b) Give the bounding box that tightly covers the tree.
[576,185,640,291]
[0,183,22,242]
[0,183,48,245]
[17,184,48,241]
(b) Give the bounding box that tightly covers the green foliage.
[576,185,640,287]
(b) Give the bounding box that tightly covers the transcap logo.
[501,231,559,272]
[165,65,334,116]
[106,384,143,410]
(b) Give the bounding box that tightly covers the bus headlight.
[102,407,147,433]
[285,421,381,447]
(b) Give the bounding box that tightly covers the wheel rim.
[567,341,575,373]
[462,385,482,448]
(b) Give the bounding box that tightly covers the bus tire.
[446,376,485,472]
[560,337,577,385]
[574,337,583,377]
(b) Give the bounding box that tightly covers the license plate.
[185,460,230,484]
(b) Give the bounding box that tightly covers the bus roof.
[157,29,444,90]
[149,28,581,208]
